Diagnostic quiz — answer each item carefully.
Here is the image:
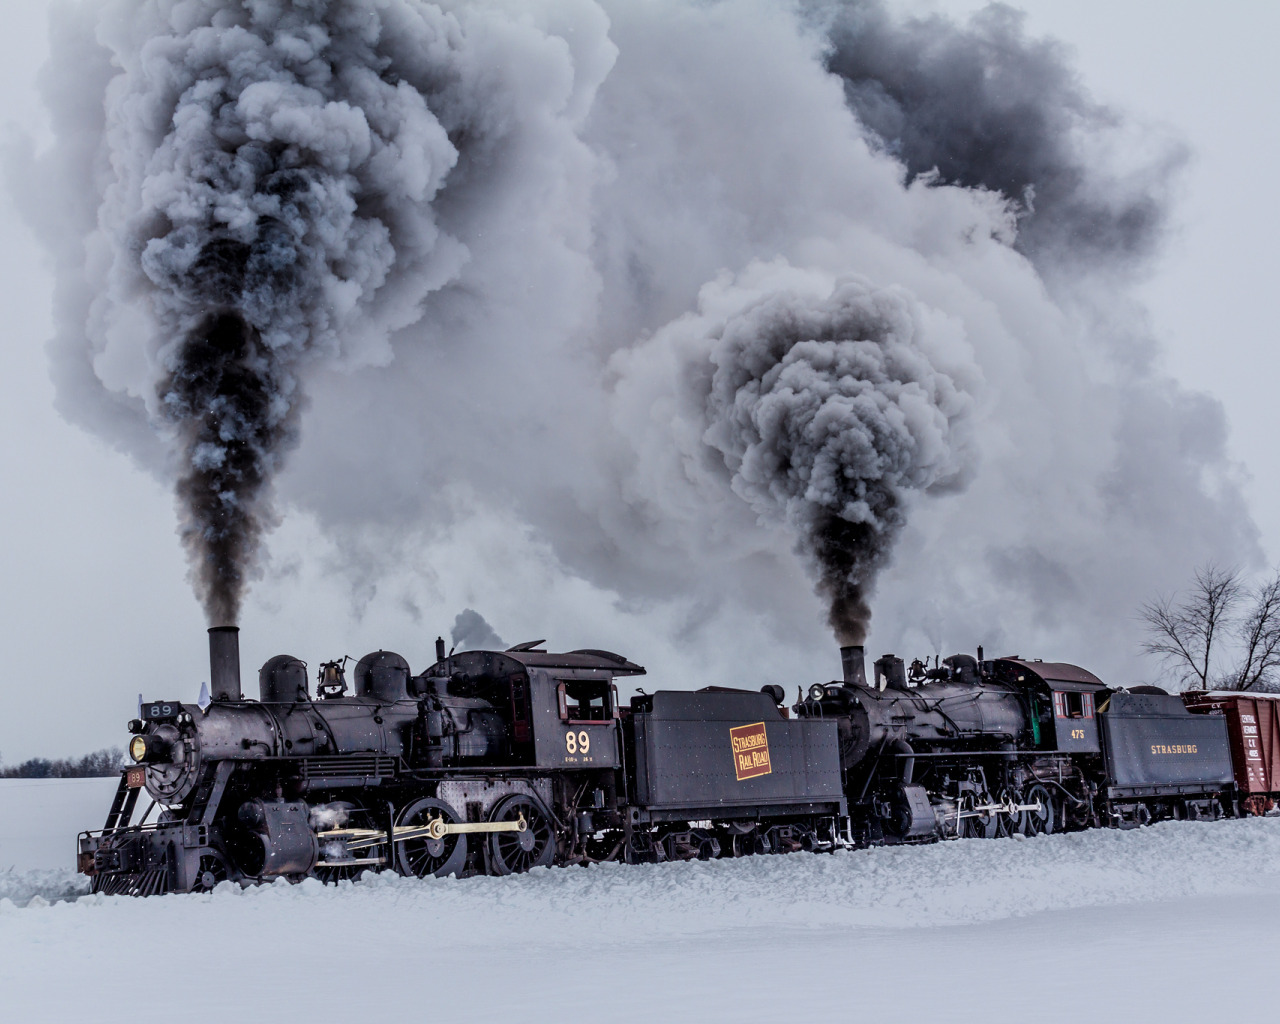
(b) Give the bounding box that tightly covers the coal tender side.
[623,687,845,860]
[1097,688,1234,826]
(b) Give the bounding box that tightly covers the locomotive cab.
[992,659,1105,754]
[417,646,644,770]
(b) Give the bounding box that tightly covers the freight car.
[1182,691,1280,815]
[79,628,844,895]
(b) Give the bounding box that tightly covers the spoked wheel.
[998,792,1027,837]
[1024,784,1055,835]
[194,853,230,891]
[962,794,999,839]
[487,794,556,876]
[313,802,386,884]
[395,797,468,879]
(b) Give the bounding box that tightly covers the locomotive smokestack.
[209,626,242,702]
[840,645,867,687]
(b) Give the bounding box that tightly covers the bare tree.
[1231,574,1280,690]
[1140,565,1241,689]
[1140,565,1280,691]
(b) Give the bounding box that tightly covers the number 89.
[565,730,590,755]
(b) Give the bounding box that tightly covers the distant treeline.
[0,748,125,778]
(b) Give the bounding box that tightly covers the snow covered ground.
[2,780,1277,1022]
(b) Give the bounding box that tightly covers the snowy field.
[2,780,1278,1023]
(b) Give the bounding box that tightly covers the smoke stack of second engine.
[840,645,867,688]
[209,626,242,702]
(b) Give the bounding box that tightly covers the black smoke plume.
[161,307,291,626]
[695,277,975,644]
[24,1,1253,687]
[451,609,505,652]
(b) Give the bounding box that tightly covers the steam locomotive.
[80,627,844,894]
[806,646,1240,843]
[79,628,1273,896]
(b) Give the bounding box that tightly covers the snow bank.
[2,817,1278,1023]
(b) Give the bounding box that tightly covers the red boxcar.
[1181,691,1280,814]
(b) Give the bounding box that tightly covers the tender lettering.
[1149,744,1199,755]
[731,732,767,754]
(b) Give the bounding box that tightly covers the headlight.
[129,735,148,762]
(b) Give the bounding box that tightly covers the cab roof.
[997,659,1106,690]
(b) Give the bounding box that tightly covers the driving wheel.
[487,794,556,875]
[961,794,998,839]
[395,797,468,879]
[1024,784,1055,835]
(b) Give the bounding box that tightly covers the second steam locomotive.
[79,627,1275,895]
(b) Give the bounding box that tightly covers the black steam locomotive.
[803,646,1236,844]
[79,628,1254,896]
[80,628,844,894]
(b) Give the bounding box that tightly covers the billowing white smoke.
[19,0,1260,681]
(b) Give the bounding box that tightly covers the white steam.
[614,270,978,643]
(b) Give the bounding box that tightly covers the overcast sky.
[0,0,1276,763]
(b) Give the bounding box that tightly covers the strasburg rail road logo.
[730,721,772,781]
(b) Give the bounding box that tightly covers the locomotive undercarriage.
[850,752,1096,846]
[618,817,840,865]
[81,757,842,895]
[1103,792,1227,829]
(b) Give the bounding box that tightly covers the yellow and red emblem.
[730,721,772,781]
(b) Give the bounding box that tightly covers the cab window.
[557,680,613,722]
[1054,691,1089,719]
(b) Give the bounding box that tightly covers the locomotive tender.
[79,629,1269,896]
